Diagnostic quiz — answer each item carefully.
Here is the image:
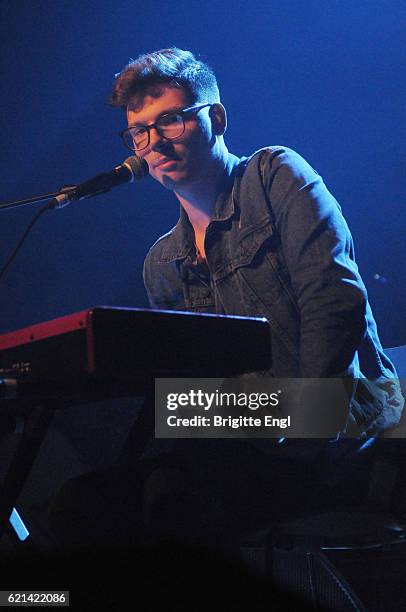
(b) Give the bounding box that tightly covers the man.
[110,47,401,420]
[50,48,402,551]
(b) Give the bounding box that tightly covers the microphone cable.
[0,182,77,282]
[0,201,52,283]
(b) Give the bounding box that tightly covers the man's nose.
[149,126,167,150]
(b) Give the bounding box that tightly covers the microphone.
[50,156,149,209]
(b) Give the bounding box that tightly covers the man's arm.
[261,148,367,377]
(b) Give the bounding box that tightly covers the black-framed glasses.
[120,103,212,152]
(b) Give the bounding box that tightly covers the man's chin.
[157,170,189,191]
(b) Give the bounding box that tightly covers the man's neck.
[175,150,240,234]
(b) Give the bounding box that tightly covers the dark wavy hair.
[109,47,220,108]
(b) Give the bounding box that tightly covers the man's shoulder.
[236,145,321,205]
[246,144,296,159]
[244,145,319,176]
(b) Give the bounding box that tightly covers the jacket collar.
[159,156,248,263]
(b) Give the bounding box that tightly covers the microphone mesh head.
[124,156,149,180]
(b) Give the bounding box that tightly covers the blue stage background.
[1,0,405,345]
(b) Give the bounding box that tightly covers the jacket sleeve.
[260,147,367,377]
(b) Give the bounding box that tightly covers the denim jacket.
[143,147,403,435]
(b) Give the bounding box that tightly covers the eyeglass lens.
[125,112,185,151]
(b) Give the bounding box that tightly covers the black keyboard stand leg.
[0,401,54,543]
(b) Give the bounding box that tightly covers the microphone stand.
[0,192,59,211]
[0,185,76,211]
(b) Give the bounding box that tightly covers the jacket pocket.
[231,220,285,305]
[233,218,276,268]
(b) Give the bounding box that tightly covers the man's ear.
[210,103,227,136]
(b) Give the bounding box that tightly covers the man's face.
[126,87,215,191]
